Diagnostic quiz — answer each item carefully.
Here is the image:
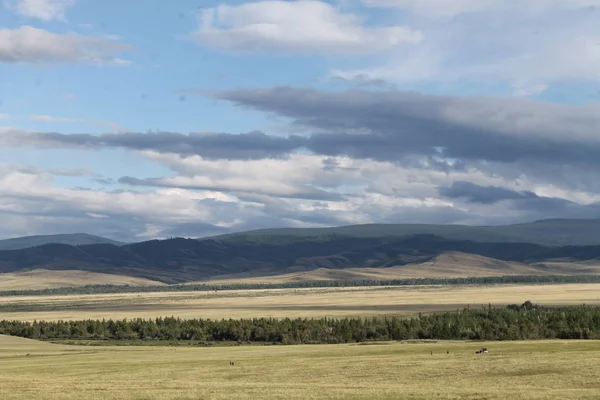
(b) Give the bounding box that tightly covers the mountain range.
[2,218,600,285]
[3,219,600,251]
[213,218,600,247]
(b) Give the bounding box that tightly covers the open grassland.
[0,269,163,290]
[3,283,600,322]
[1,334,600,400]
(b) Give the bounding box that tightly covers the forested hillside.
[2,234,600,283]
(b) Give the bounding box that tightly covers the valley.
[3,283,600,322]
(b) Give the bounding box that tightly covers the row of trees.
[2,303,600,343]
[3,275,600,297]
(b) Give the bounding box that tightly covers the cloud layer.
[2,0,599,241]
[10,87,600,169]
[332,0,600,94]
[3,85,600,240]
[0,26,131,64]
[5,0,76,21]
[192,0,422,54]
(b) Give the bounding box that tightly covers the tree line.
[2,303,600,343]
[2,274,600,297]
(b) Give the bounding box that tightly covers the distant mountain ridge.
[210,218,600,247]
[3,219,600,250]
[2,234,600,284]
[3,219,600,286]
[0,234,123,251]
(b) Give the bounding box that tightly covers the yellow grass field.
[0,269,163,290]
[3,283,600,322]
[1,334,600,399]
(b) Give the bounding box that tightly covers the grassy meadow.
[1,334,600,400]
[2,283,600,321]
[4,281,600,398]
[0,269,163,290]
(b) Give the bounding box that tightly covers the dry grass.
[1,334,600,399]
[3,283,600,322]
[0,269,163,290]
[201,252,600,284]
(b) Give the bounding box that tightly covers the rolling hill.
[2,234,600,284]
[0,234,123,251]
[210,218,600,247]
[0,269,163,290]
[200,252,562,284]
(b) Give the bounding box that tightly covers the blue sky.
[1,0,600,241]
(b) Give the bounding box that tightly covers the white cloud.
[0,26,131,64]
[1,144,599,241]
[192,0,422,54]
[0,168,231,224]
[126,152,346,200]
[86,212,109,219]
[334,1,600,94]
[4,0,76,21]
[139,150,595,214]
[0,162,300,240]
[30,115,79,123]
[0,114,8,120]
[513,84,549,97]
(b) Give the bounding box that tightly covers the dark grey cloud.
[6,87,600,172]
[329,74,397,89]
[439,181,600,221]
[9,165,92,177]
[208,87,600,167]
[439,181,538,204]
[93,178,116,185]
[5,86,600,238]
[2,130,305,160]
[321,157,340,171]
[117,176,344,201]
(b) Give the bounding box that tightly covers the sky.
[0,0,600,241]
